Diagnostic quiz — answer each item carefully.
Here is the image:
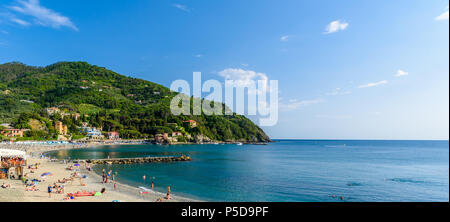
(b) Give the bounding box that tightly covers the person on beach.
[102,169,106,183]
[1,183,11,189]
[151,181,154,190]
[113,182,117,190]
[106,170,112,183]
[47,185,52,198]
[163,186,172,200]
[26,185,39,192]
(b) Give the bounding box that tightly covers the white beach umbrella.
[0,149,27,159]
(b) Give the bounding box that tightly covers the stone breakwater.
[82,155,192,165]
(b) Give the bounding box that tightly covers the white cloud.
[10,17,29,26]
[173,4,190,12]
[280,35,291,42]
[195,54,203,58]
[9,0,78,31]
[395,69,409,77]
[218,68,270,94]
[325,20,349,34]
[435,6,449,21]
[280,99,324,112]
[326,88,351,96]
[358,80,388,89]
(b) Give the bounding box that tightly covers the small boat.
[237,143,243,146]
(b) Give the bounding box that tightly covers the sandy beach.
[0,143,197,202]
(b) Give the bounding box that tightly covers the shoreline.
[82,164,198,202]
[0,142,200,202]
[4,139,270,148]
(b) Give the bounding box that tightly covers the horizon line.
[272,138,449,141]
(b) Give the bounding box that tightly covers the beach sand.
[0,143,197,202]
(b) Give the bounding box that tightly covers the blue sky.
[0,0,448,140]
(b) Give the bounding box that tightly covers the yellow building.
[55,121,68,135]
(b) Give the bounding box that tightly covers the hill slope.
[0,62,271,143]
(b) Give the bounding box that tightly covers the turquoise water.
[48,140,449,202]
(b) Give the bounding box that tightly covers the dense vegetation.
[0,62,270,142]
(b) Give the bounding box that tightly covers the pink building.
[107,132,120,140]
[0,129,26,138]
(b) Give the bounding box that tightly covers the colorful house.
[107,132,120,140]
[79,127,102,138]
[55,121,68,135]
[45,107,61,116]
[0,129,26,138]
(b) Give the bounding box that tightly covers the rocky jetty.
[82,155,192,165]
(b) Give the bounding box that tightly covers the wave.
[387,178,426,184]
[138,186,156,193]
[324,145,347,148]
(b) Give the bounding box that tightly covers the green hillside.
[0,62,271,143]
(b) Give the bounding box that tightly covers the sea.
[47,140,449,202]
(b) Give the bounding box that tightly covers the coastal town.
[0,106,201,145]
